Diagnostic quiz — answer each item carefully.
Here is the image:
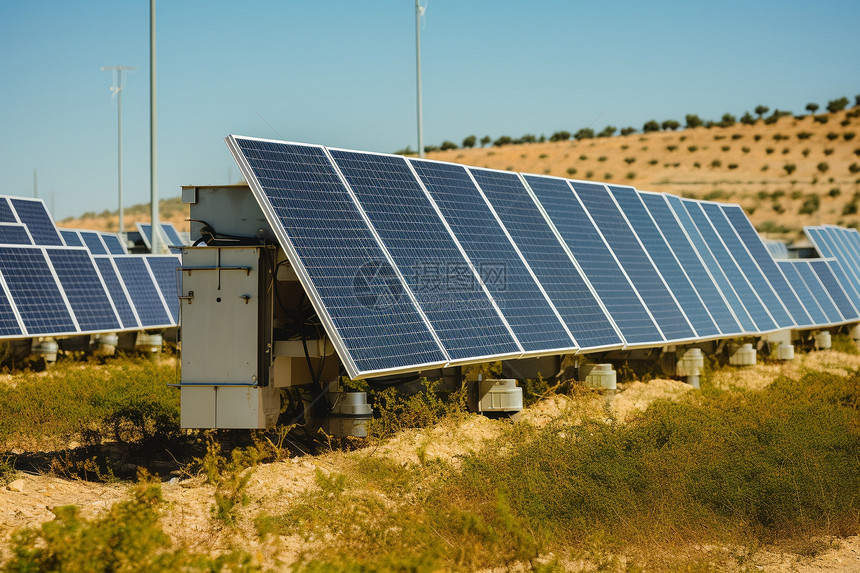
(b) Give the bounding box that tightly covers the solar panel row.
[227,136,860,379]
[0,196,179,338]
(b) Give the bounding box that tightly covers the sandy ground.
[1,350,859,570]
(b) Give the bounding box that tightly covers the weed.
[195,435,261,527]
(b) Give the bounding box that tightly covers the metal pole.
[416,0,424,158]
[117,81,124,236]
[33,169,37,198]
[150,0,161,254]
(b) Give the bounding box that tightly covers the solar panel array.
[0,196,179,338]
[227,135,860,379]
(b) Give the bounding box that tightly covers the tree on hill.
[806,102,819,114]
[855,95,860,107]
[643,120,660,133]
[462,135,477,148]
[493,135,513,147]
[550,130,571,142]
[574,128,595,140]
[620,126,636,136]
[827,97,849,113]
[517,134,537,144]
[440,140,458,151]
[754,105,769,118]
[661,120,680,131]
[741,111,756,125]
[598,126,617,137]
[685,114,703,129]
[719,113,737,127]
[480,135,491,147]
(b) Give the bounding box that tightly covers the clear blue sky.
[1,0,858,220]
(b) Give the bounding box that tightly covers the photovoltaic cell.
[823,256,860,314]
[717,204,810,327]
[10,199,62,246]
[80,231,108,255]
[60,230,83,247]
[462,169,622,349]
[776,261,828,325]
[94,257,139,329]
[228,137,446,376]
[638,192,744,335]
[818,227,860,300]
[571,181,694,341]
[0,199,16,224]
[608,186,719,337]
[144,256,180,323]
[793,260,843,324]
[0,225,33,245]
[522,174,662,345]
[0,286,22,336]
[161,223,185,247]
[679,199,777,332]
[330,149,520,361]
[0,247,76,334]
[809,260,859,321]
[113,257,172,327]
[409,159,575,352]
[47,249,121,332]
[101,233,127,255]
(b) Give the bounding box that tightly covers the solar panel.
[0,224,33,245]
[0,199,17,224]
[461,169,623,350]
[160,223,185,248]
[0,246,77,335]
[136,223,155,250]
[60,230,84,247]
[143,255,180,323]
[329,149,521,362]
[80,231,109,255]
[637,192,745,335]
[101,233,128,255]
[10,198,62,246]
[819,227,860,298]
[46,248,121,332]
[409,158,577,353]
[821,254,860,314]
[227,136,447,378]
[793,260,844,324]
[93,257,139,329]
[776,260,829,325]
[113,257,173,327]
[570,181,695,341]
[0,282,23,336]
[521,174,663,345]
[608,186,719,338]
[762,239,789,260]
[678,198,777,332]
[809,259,859,321]
[719,204,811,327]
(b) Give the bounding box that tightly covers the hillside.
[59,107,860,244]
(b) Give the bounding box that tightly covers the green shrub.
[711,159,722,168]
[566,167,577,176]
[850,163,860,174]
[814,115,829,124]
[817,162,830,174]
[783,163,796,175]
[797,131,813,140]
[799,194,821,215]
[845,132,856,141]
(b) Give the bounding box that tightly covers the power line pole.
[101,65,137,238]
[150,0,162,254]
[415,0,425,158]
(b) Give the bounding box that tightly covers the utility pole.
[416,0,425,158]
[150,0,162,254]
[101,65,137,238]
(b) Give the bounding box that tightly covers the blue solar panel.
[10,199,62,246]
[330,149,520,361]
[678,198,777,332]
[101,233,127,255]
[717,204,810,327]
[809,260,859,321]
[93,257,139,329]
[80,231,108,255]
[0,284,22,336]
[144,256,180,323]
[793,260,843,324]
[0,199,16,224]
[464,169,622,349]
[229,137,446,376]
[113,257,172,327]
[137,223,155,250]
[608,186,719,338]
[409,159,576,353]
[0,247,76,335]
[60,230,83,247]
[161,223,185,247]
[776,261,829,325]
[571,181,694,341]
[522,174,663,345]
[822,256,860,314]
[820,227,860,298]
[47,249,121,332]
[638,192,745,335]
[0,225,33,245]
